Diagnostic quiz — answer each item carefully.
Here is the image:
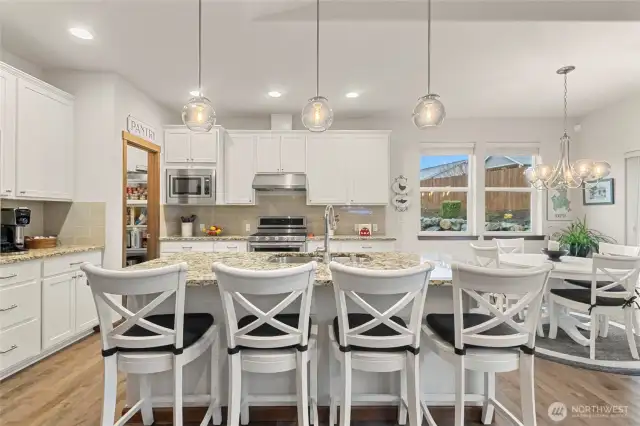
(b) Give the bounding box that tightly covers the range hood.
[252,173,307,191]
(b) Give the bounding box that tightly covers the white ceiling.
[1,0,639,119]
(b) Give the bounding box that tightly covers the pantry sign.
[127,115,156,143]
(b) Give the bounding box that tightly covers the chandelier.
[525,66,610,190]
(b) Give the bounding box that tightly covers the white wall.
[575,94,640,244]
[0,25,46,80]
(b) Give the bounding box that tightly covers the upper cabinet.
[223,131,256,205]
[0,62,74,201]
[306,134,349,204]
[164,127,218,164]
[346,133,390,205]
[255,133,306,173]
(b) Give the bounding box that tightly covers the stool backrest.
[330,261,434,351]
[494,238,525,254]
[450,261,552,351]
[590,254,640,305]
[599,243,640,257]
[213,261,317,350]
[470,243,500,268]
[81,262,188,353]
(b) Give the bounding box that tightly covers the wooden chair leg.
[454,355,465,426]
[139,375,154,425]
[211,335,222,426]
[310,345,319,426]
[398,367,408,425]
[625,309,640,360]
[240,371,249,426]
[296,351,310,426]
[227,354,242,426]
[329,351,338,426]
[339,352,352,426]
[589,312,598,360]
[520,353,537,426]
[101,355,118,426]
[406,353,422,426]
[481,372,495,425]
[174,356,184,426]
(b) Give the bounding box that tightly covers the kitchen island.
[124,252,484,417]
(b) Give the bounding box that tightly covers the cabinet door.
[306,135,348,205]
[213,242,247,252]
[0,70,17,198]
[348,134,389,205]
[74,271,98,332]
[164,130,191,163]
[255,134,281,173]
[224,133,256,204]
[280,135,306,173]
[42,273,74,349]
[190,131,218,163]
[16,79,73,200]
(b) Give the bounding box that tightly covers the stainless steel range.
[247,216,308,252]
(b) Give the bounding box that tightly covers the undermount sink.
[330,255,371,265]
[267,254,372,265]
[268,255,323,264]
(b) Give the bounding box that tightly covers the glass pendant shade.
[412,94,446,128]
[301,96,333,132]
[591,161,611,180]
[182,95,216,132]
[573,159,595,179]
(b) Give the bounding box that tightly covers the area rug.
[535,317,640,375]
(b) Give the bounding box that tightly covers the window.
[420,151,473,233]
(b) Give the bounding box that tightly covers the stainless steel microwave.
[166,168,215,205]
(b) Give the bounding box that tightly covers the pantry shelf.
[126,200,147,206]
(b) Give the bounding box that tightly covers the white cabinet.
[306,134,349,204]
[74,271,98,332]
[255,133,306,173]
[0,69,17,198]
[213,241,247,252]
[340,240,395,252]
[347,134,389,204]
[160,241,215,253]
[42,272,75,350]
[224,132,255,204]
[15,78,74,200]
[164,127,218,163]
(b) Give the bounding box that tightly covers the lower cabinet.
[160,240,247,256]
[42,272,75,350]
[74,271,98,332]
[306,240,395,252]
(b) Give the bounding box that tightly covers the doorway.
[625,152,640,246]
[122,131,161,267]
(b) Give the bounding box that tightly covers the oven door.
[248,242,306,252]
[166,169,215,205]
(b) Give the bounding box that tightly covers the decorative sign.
[127,115,156,143]
[583,178,615,205]
[391,175,410,212]
[547,188,574,221]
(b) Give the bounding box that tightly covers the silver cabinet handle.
[0,274,17,280]
[69,261,84,266]
[227,245,237,248]
[5,189,11,193]
[361,245,373,249]
[19,191,26,194]
[182,246,193,250]
[0,304,18,312]
[0,345,18,354]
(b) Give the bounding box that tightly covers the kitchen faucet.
[316,204,336,264]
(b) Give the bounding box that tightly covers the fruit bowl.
[541,248,569,262]
[204,225,223,236]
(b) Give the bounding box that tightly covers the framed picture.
[583,178,615,205]
[547,187,574,221]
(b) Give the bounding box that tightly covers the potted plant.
[556,216,615,257]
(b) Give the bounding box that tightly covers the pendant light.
[525,66,611,190]
[302,0,333,132]
[182,0,216,132]
[412,0,445,128]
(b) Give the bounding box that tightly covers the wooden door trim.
[122,131,161,267]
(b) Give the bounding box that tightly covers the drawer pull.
[182,246,193,250]
[361,245,373,249]
[0,345,18,354]
[0,304,18,312]
[0,274,18,280]
[227,245,237,248]
[69,261,84,266]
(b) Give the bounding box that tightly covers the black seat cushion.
[118,313,214,353]
[550,289,628,307]
[425,313,520,349]
[332,313,413,352]
[235,313,311,350]
[564,279,626,292]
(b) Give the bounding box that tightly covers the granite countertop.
[0,245,104,265]
[160,235,396,242]
[127,252,449,287]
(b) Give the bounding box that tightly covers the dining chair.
[549,254,640,360]
[422,262,552,426]
[214,261,319,426]
[82,262,221,426]
[494,238,525,254]
[328,261,435,426]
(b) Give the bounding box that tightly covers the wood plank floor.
[1,333,638,425]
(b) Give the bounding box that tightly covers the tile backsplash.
[162,194,386,237]
[44,202,106,246]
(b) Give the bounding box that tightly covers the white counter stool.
[213,261,318,426]
[82,262,221,426]
[549,254,640,360]
[328,261,435,426]
[422,262,552,426]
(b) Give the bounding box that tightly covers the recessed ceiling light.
[69,27,94,40]
[190,90,201,97]
[345,92,359,98]
[268,91,282,98]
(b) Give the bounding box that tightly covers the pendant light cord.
[316,0,320,97]
[427,0,432,94]
[198,0,202,94]
[563,72,568,134]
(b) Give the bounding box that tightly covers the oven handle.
[249,243,305,249]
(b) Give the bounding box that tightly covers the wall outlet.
[245,223,251,232]
[372,224,378,232]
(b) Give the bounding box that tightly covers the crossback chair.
[549,254,640,360]
[328,261,434,426]
[214,261,318,426]
[422,261,552,426]
[82,262,220,426]
[469,243,513,315]
[494,238,525,254]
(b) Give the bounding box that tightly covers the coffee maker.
[1,207,31,253]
